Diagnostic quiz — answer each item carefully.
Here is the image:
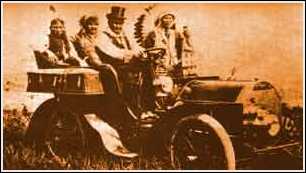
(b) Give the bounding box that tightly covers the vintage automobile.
[25,48,302,170]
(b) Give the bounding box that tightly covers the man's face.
[50,22,65,37]
[85,21,99,35]
[108,20,124,34]
[161,14,174,29]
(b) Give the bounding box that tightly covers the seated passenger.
[33,18,86,69]
[72,14,139,158]
[72,15,123,95]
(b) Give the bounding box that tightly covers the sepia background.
[3,2,304,111]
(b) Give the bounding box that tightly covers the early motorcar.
[25,48,302,170]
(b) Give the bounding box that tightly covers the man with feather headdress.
[144,11,193,76]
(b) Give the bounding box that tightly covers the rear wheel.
[170,114,235,170]
[25,98,89,158]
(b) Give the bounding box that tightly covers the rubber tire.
[170,114,236,170]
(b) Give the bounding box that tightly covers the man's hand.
[123,50,135,63]
[55,60,70,67]
[135,47,145,58]
[166,65,175,72]
[73,56,89,67]
[123,47,146,63]
[42,51,58,64]
[63,51,70,60]
[182,26,191,39]
[79,59,89,67]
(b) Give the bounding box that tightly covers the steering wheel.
[143,47,166,61]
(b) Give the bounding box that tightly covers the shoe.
[139,111,160,127]
[114,146,138,158]
[140,111,160,120]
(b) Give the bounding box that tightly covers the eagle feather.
[133,5,156,48]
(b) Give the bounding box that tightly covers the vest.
[98,31,132,66]
[102,31,131,50]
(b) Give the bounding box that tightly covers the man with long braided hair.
[34,18,84,68]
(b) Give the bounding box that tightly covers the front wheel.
[170,114,236,170]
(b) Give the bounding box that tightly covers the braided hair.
[49,18,71,53]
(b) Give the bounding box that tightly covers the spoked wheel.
[170,114,235,170]
[25,98,88,158]
[45,109,87,158]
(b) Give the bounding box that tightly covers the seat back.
[33,50,48,69]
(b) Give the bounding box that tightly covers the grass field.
[3,108,174,170]
[2,93,303,170]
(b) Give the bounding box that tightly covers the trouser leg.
[96,64,122,96]
[65,57,80,66]
[94,64,136,125]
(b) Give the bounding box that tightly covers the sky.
[2,2,304,105]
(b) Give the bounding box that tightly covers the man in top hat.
[96,6,138,66]
[95,6,147,114]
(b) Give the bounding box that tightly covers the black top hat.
[106,6,126,21]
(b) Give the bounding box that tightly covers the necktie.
[117,35,125,49]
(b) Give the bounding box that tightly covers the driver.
[97,6,157,119]
[73,7,158,122]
